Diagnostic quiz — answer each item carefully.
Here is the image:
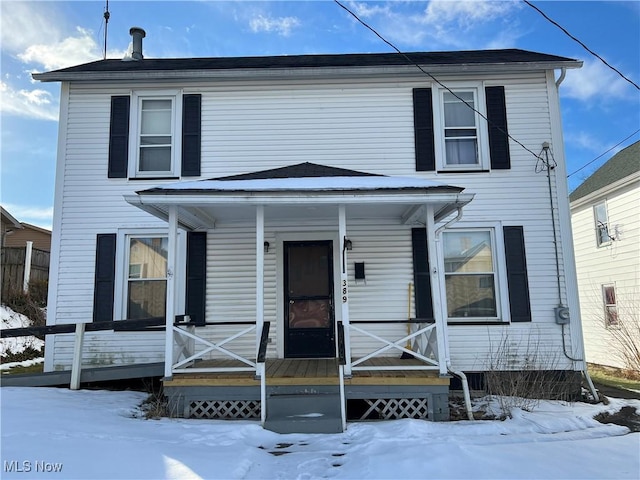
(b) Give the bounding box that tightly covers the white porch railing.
[347,320,443,374]
[172,322,258,374]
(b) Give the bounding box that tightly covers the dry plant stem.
[485,331,568,417]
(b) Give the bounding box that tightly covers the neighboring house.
[570,141,640,371]
[3,222,52,252]
[34,28,588,432]
[1,207,51,299]
[1,207,23,247]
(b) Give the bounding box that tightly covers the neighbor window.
[126,236,168,319]
[443,229,498,319]
[130,91,181,177]
[602,284,618,327]
[593,201,611,247]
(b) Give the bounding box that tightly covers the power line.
[567,129,640,178]
[333,0,541,160]
[523,0,639,91]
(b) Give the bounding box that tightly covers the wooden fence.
[1,246,50,299]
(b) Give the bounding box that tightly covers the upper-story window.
[442,91,480,167]
[108,92,201,179]
[593,201,611,247]
[433,85,490,171]
[413,85,510,172]
[130,91,181,178]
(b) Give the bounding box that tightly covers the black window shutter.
[485,86,511,170]
[413,88,436,171]
[411,228,434,320]
[93,234,117,322]
[503,226,531,322]
[182,94,201,177]
[108,96,130,178]
[186,231,207,326]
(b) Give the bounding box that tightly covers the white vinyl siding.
[572,178,640,369]
[46,71,578,372]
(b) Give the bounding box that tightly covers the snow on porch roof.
[137,163,464,195]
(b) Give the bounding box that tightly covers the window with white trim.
[130,91,182,177]
[602,284,618,327]
[593,201,611,247]
[443,229,499,319]
[433,85,489,171]
[126,235,168,319]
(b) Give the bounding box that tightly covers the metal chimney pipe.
[129,27,146,60]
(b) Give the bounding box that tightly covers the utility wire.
[524,0,639,91]
[567,129,640,178]
[334,0,541,160]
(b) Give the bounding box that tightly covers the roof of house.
[138,162,463,195]
[1,206,22,229]
[33,49,581,82]
[216,162,381,181]
[569,141,640,202]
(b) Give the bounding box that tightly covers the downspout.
[434,206,474,421]
[555,67,567,89]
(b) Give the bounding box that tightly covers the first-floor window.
[443,229,498,319]
[126,236,168,319]
[602,284,618,327]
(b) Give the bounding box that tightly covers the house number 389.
[342,279,348,303]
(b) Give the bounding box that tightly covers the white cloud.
[2,203,54,229]
[0,81,58,121]
[18,27,100,71]
[1,3,100,71]
[0,2,62,52]
[562,60,633,102]
[423,0,518,28]
[249,15,300,37]
[344,0,522,49]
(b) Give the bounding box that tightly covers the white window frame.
[593,201,611,247]
[432,82,490,171]
[114,228,186,320]
[129,90,183,178]
[601,283,619,328]
[438,223,510,323]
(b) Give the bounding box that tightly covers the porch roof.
[124,163,474,230]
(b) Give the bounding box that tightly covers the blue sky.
[1,1,639,229]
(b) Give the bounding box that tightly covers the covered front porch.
[125,163,474,431]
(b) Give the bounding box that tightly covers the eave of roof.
[33,49,581,82]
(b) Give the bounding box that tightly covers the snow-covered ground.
[0,305,44,357]
[1,387,638,479]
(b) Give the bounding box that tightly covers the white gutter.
[33,61,582,83]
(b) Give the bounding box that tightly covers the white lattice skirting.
[360,398,431,420]
[188,400,261,419]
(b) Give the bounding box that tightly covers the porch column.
[425,204,449,376]
[164,205,179,379]
[255,205,265,356]
[338,205,352,375]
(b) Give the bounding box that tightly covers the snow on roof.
[139,175,463,195]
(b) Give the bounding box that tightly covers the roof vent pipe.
[129,27,146,60]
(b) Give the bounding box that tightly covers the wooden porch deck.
[164,357,449,387]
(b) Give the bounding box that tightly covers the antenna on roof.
[103,0,110,60]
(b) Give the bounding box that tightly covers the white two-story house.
[34,27,589,432]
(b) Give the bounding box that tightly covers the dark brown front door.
[284,241,335,358]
